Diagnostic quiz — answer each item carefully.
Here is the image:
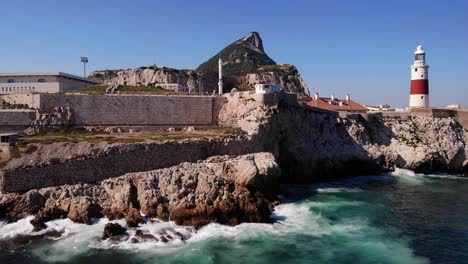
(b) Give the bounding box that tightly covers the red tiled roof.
[307,97,368,112]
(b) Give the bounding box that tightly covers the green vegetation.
[196,39,276,76]
[17,127,245,146]
[118,85,170,94]
[68,85,174,95]
[70,85,108,95]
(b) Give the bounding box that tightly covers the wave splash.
[0,176,433,264]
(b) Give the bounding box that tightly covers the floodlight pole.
[81,57,88,78]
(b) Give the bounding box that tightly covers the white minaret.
[409,45,430,108]
[218,57,223,95]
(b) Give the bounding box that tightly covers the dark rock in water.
[109,234,127,243]
[135,229,158,242]
[165,234,173,240]
[30,218,47,231]
[41,229,65,239]
[160,236,168,243]
[173,231,186,240]
[11,235,32,246]
[102,223,126,239]
[131,238,139,243]
[158,229,168,236]
[139,234,158,242]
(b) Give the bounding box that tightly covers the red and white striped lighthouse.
[409,45,430,108]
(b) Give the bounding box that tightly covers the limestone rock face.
[197,32,276,76]
[239,64,310,95]
[89,32,310,95]
[218,95,468,182]
[24,107,73,135]
[0,152,280,227]
[89,67,218,94]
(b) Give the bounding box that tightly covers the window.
[421,75,424,78]
[7,79,15,83]
[415,68,417,72]
[415,54,425,61]
[38,79,47,83]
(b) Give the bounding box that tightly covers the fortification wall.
[454,110,468,130]
[1,93,38,107]
[0,110,35,133]
[0,137,252,193]
[2,94,227,127]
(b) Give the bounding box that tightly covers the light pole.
[81,57,88,78]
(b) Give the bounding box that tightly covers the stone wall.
[0,137,253,193]
[2,94,227,127]
[1,93,37,107]
[454,110,468,131]
[0,110,35,133]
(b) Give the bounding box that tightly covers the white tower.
[218,58,223,95]
[409,45,430,108]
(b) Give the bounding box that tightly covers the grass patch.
[70,85,108,95]
[68,85,177,95]
[18,127,244,145]
[118,85,172,94]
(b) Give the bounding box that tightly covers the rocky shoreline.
[0,153,280,233]
[1,94,467,243]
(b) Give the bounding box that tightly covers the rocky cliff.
[218,94,468,182]
[197,32,276,76]
[0,153,280,229]
[89,67,218,94]
[89,32,310,95]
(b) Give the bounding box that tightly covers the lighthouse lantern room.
[409,45,430,108]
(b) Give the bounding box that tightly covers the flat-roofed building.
[155,83,189,93]
[307,93,368,113]
[0,72,101,94]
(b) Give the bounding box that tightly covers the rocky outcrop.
[197,32,276,76]
[218,94,468,181]
[89,32,310,95]
[0,152,280,228]
[89,67,218,94]
[24,107,73,135]
[238,64,310,95]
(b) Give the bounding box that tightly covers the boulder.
[102,223,126,239]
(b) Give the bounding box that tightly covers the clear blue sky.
[1,0,467,107]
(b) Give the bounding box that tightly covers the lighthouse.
[218,57,223,95]
[409,45,430,108]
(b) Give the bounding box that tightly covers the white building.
[155,83,189,93]
[255,84,282,94]
[0,72,101,94]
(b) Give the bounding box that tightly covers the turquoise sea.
[1,168,468,264]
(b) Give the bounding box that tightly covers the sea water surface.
[1,169,468,264]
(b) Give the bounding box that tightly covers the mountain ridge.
[196,32,277,76]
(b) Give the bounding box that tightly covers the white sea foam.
[0,179,428,263]
[316,187,363,193]
[390,167,467,183]
[0,215,35,240]
[391,167,416,177]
